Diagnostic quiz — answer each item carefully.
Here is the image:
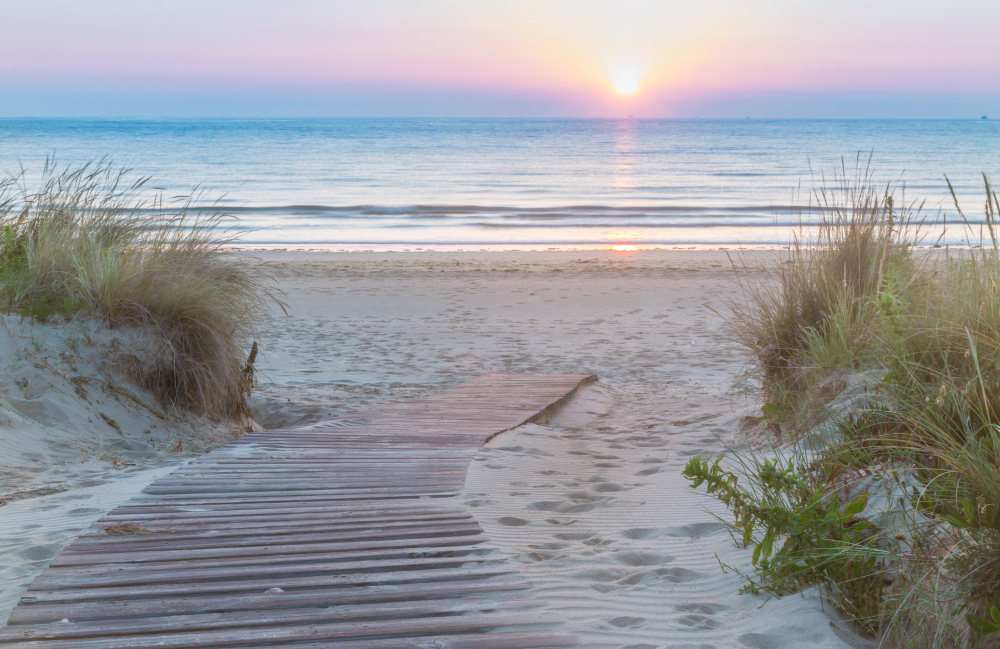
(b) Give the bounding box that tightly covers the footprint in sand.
[614,551,673,566]
[497,516,529,526]
[515,551,564,563]
[635,467,660,475]
[496,446,553,457]
[18,544,61,561]
[573,567,628,583]
[678,613,723,630]
[667,521,727,537]
[552,532,595,541]
[621,527,663,540]
[659,567,705,584]
[616,566,703,585]
[677,603,730,615]
[737,632,782,649]
[608,615,646,629]
[528,500,599,514]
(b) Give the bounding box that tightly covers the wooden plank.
[64,521,485,550]
[271,631,579,649]
[3,597,543,641]
[35,548,502,588]
[50,534,494,567]
[0,373,594,648]
[73,512,474,542]
[0,612,558,648]
[8,577,531,624]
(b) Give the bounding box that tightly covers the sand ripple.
[462,382,859,649]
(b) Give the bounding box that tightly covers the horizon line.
[0,115,992,121]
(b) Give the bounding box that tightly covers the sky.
[1,0,999,118]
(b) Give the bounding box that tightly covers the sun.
[612,66,641,96]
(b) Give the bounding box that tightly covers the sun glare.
[612,66,641,95]
[613,244,637,251]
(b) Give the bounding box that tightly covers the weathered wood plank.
[3,597,543,641]
[35,549,503,588]
[0,612,558,648]
[68,520,482,551]
[8,577,531,624]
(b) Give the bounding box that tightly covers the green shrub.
[683,453,886,634]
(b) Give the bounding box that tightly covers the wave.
[174,202,960,247]
[222,203,804,216]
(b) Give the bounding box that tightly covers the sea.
[0,118,997,249]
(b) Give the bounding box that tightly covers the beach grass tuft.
[688,160,1000,646]
[0,158,280,418]
[726,158,926,409]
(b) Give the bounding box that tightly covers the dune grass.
[0,159,280,418]
[726,159,927,410]
[687,160,1000,646]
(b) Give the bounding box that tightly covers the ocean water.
[0,118,998,248]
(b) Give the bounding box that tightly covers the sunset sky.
[2,0,999,118]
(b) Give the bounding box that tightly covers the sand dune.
[0,316,248,626]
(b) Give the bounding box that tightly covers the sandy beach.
[3,0,993,640]
[0,249,870,647]
[249,250,749,423]
[247,249,865,648]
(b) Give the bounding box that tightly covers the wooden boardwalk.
[0,373,595,648]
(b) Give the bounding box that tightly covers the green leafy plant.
[967,601,1000,635]
[683,453,886,634]
[19,296,55,322]
[760,402,782,419]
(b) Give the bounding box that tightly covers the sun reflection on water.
[611,119,639,193]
